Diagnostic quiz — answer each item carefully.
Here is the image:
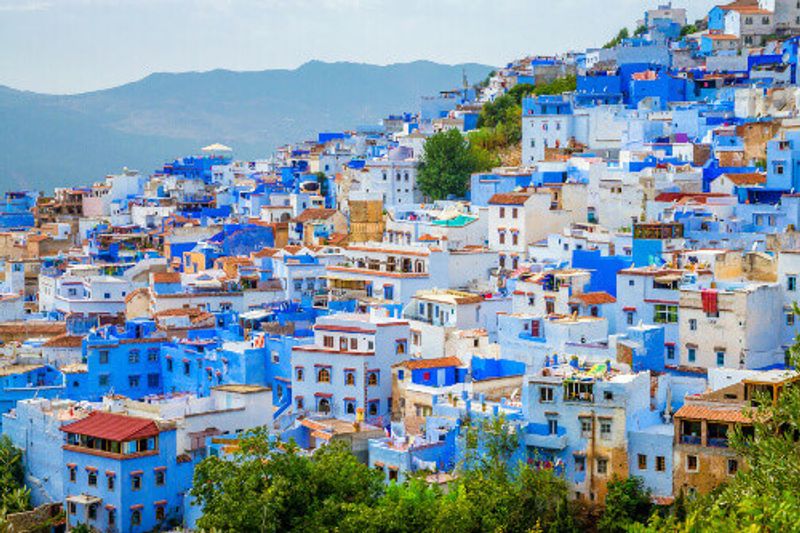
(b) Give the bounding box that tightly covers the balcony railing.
[681,435,701,445]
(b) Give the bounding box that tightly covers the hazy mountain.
[0,60,493,192]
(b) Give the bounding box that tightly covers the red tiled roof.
[570,292,617,305]
[654,192,730,203]
[488,193,531,206]
[42,335,84,348]
[152,272,180,284]
[722,172,766,186]
[60,411,160,441]
[402,357,463,370]
[674,404,751,424]
[294,208,338,223]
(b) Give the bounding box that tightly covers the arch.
[318,398,331,414]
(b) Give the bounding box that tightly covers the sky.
[0,0,719,95]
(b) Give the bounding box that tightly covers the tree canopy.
[192,418,589,533]
[418,129,488,201]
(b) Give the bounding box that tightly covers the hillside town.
[2,1,800,531]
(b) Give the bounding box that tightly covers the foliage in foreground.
[0,435,30,516]
[191,419,589,533]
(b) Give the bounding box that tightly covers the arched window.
[345,372,355,386]
[346,401,355,415]
[318,398,331,414]
[368,401,378,416]
[317,368,331,383]
[368,372,378,386]
[415,261,424,273]
[296,368,304,382]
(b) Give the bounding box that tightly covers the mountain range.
[0,60,493,191]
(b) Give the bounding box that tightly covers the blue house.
[77,320,166,402]
[61,411,192,532]
[766,130,800,190]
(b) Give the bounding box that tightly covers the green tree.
[680,24,698,37]
[604,27,630,49]
[598,476,653,533]
[191,429,383,532]
[314,171,329,198]
[418,129,479,200]
[0,436,29,514]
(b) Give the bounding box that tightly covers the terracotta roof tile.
[674,404,751,424]
[488,193,531,206]
[570,292,617,305]
[294,208,338,223]
[402,357,463,370]
[60,411,161,441]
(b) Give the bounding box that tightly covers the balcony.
[680,435,701,445]
[524,432,568,450]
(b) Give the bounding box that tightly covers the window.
[317,367,331,383]
[350,338,358,350]
[638,454,647,470]
[296,368,304,381]
[600,420,612,439]
[183,361,191,375]
[155,470,165,486]
[689,319,697,331]
[789,312,796,326]
[666,345,675,360]
[789,276,797,292]
[368,400,379,416]
[539,387,554,403]
[575,456,585,472]
[656,456,666,472]
[654,305,678,324]
[500,207,506,218]
[547,418,559,435]
[323,336,334,348]
[716,351,726,367]
[108,509,116,526]
[345,371,355,386]
[131,475,142,491]
[627,312,634,325]
[99,350,109,364]
[367,372,379,387]
[68,502,76,515]
[727,458,738,475]
[108,475,115,490]
[128,350,140,364]
[99,374,109,387]
[512,233,519,246]
[272,351,280,363]
[148,373,159,388]
[104,292,111,300]
[147,349,159,362]
[603,391,614,401]
[686,455,698,472]
[88,471,97,486]
[596,458,608,474]
[156,506,165,521]
[128,375,140,388]
[131,510,141,526]
[580,418,592,436]
[499,232,506,245]
[69,467,76,482]
[88,503,98,520]
[688,347,697,363]
[512,208,518,218]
